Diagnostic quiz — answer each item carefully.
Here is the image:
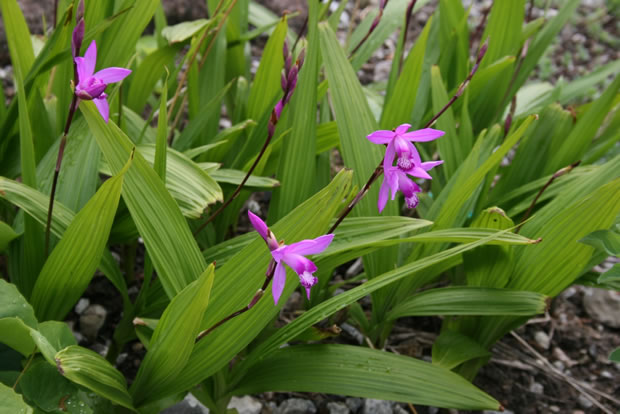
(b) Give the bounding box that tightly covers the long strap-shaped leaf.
[80,101,207,297]
[0,178,126,302]
[387,287,547,320]
[233,344,500,411]
[55,345,134,410]
[30,155,131,321]
[131,264,215,404]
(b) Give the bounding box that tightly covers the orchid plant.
[0,0,618,413]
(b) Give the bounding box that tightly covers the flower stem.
[45,93,79,256]
[397,0,417,73]
[516,161,580,233]
[349,0,389,57]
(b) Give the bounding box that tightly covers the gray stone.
[529,382,544,395]
[362,399,392,414]
[79,304,107,340]
[427,408,439,414]
[577,395,593,409]
[327,402,350,414]
[279,398,316,414]
[534,331,550,350]
[345,398,363,413]
[228,396,261,414]
[341,323,364,345]
[583,288,620,328]
[74,298,90,315]
[162,393,209,414]
[393,405,408,414]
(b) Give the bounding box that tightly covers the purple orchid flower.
[366,123,444,172]
[368,123,445,213]
[378,160,443,213]
[74,40,131,122]
[248,211,334,304]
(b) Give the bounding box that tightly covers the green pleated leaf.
[0,382,33,414]
[0,279,37,328]
[480,0,525,67]
[464,207,515,288]
[131,264,214,405]
[476,172,620,351]
[13,30,41,299]
[432,330,491,370]
[19,359,77,413]
[0,0,35,79]
[271,0,319,220]
[388,287,547,320]
[0,178,128,301]
[547,74,620,172]
[233,344,500,411]
[0,221,18,252]
[55,345,133,410]
[210,169,279,188]
[80,100,207,297]
[598,263,620,287]
[29,155,130,321]
[104,144,224,219]
[0,318,35,356]
[161,19,210,44]
[580,228,620,256]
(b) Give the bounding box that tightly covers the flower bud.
[296,48,306,70]
[71,19,84,58]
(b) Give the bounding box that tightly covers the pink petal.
[383,140,395,173]
[387,168,400,200]
[272,262,287,304]
[285,234,334,256]
[367,130,395,144]
[282,253,317,275]
[406,166,432,180]
[394,123,411,135]
[378,176,390,213]
[248,211,269,241]
[74,57,90,85]
[421,160,444,171]
[397,173,421,197]
[93,67,132,84]
[83,40,97,78]
[401,128,445,142]
[94,96,109,123]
